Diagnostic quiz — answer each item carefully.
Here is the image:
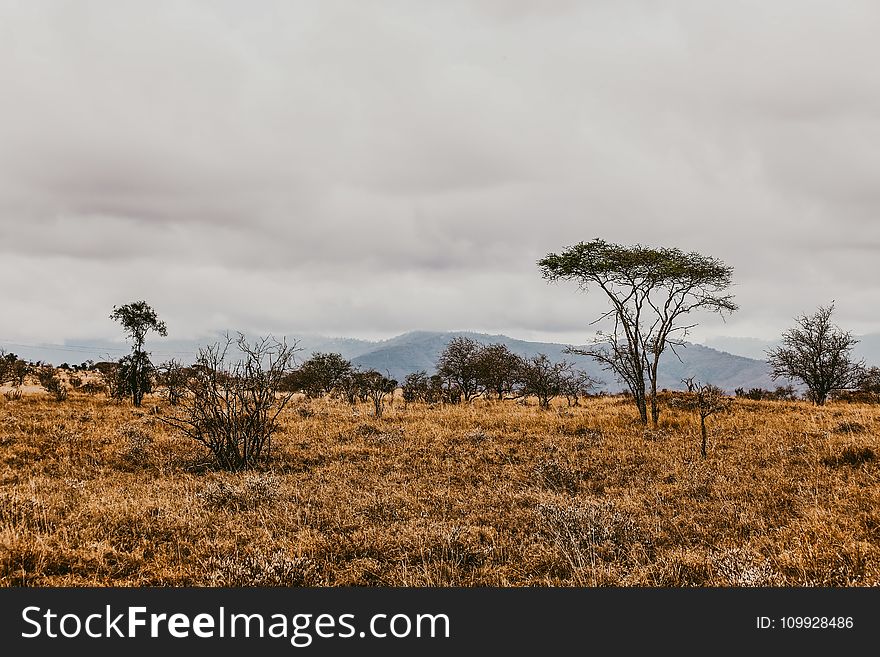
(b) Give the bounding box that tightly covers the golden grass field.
[1,390,878,587]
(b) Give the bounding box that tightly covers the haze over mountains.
[10,329,871,393]
[706,335,880,367]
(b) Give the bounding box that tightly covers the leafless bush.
[156,359,190,406]
[163,334,298,470]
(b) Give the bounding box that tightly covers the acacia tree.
[539,239,736,427]
[767,304,864,406]
[110,300,167,407]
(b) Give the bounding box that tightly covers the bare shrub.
[464,429,489,443]
[156,359,190,406]
[163,334,299,470]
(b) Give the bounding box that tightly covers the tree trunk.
[649,362,660,428]
[700,416,708,458]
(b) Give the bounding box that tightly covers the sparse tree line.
[2,239,878,469]
[402,337,600,409]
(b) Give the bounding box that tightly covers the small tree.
[676,379,730,457]
[163,334,299,470]
[695,384,729,458]
[110,300,167,406]
[560,369,600,406]
[335,369,364,405]
[0,353,30,388]
[517,354,571,409]
[475,343,523,400]
[293,352,353,398]
[360,370,397,418]
[402,370,430,405]
[859,367,880,394]
[436,336,483,402]
[94,361,126,400]
[767,304,864,406]
[0,350,11,386]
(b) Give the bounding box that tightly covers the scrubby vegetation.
[1,388,878,586]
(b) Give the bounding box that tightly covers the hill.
[2,329,786,393]
[351,330,778,392]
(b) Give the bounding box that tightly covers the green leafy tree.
[294,352,353,398]
[110,300,167,407]
[539,239,736,426]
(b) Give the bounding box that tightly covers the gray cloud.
[2,0,879,345]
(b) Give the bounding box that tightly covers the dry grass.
[1,391,878,587]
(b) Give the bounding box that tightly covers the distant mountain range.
[4,331,776,392]
[345,330,779,392]
[7,329,878,393]
[706,334,880,366]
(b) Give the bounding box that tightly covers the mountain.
[706,333,880,367]
[0,333,377,368]
[352,330,778,392]
[2,329,803,393]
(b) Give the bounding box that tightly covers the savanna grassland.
[1,390,878,587]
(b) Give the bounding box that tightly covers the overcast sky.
[2,0,879,348]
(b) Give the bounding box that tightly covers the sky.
[2,0,879,350]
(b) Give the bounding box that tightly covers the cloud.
[1,0,879,344]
